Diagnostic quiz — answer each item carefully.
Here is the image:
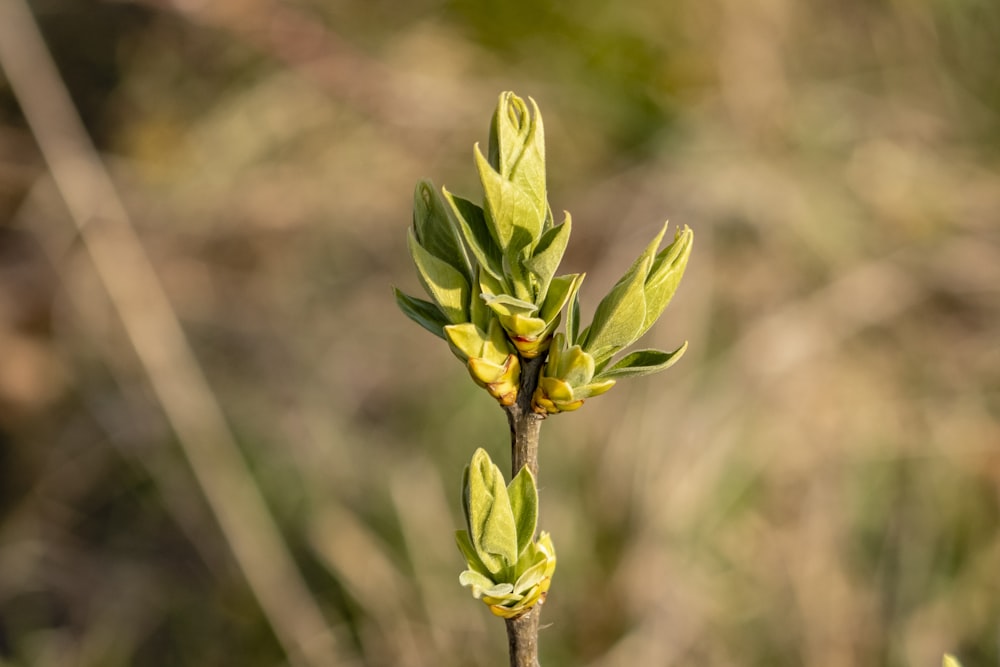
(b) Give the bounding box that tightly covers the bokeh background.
[2,0,999,665]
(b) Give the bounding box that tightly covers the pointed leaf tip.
[595,342,688,381]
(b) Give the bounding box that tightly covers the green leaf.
[541,203,556,234]
[478,267,509,302]
[503,244,534,303]
[444,323,486,361]
[407,229,470,325]
[622,222,670,289]
[459,570,512,599]
[484,317,514,359]
[943,656,963,667]
[412,180,471,284]
[566,274,584,345]
[574,378,616,400]
[456,530,491,577]
[506,466,538,557]
[595,343,688,381]
[582,254,649,364]
[558,344,597,387]
[443,188,504,281]
[464,449,518,575]
[475,144,544,258]
[582,223,682,362]
[512,557,549,595]
[547,331,566,366]
[481,293,539,319]
[523,214,572,304]
[538,274,581,325]
[468,269,493,332]
[488,93,547,219]
[488,91,524,174]
[639,225,693,336]
[509,97,547,226]
[393,288,448,340]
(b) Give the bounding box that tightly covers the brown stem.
[505,607,541,667]
[505,355,546,479]
[502,353,547,667]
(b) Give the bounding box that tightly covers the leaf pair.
[396,93,578,392]
[468,92,578,356]
[532,224,693,414]
[395,180,522,403]
[455,449,556,618]
[578,223,693,364]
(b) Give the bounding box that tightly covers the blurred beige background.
[1,0,998,665]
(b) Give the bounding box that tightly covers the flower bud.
[446,319,521,406]
[531,333,615,414]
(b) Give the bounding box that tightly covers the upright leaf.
[566,273,585,345]
[413,180,472,284]
[487,93,547,228]
[407,229,470,325]
[523,213,572,303]
[582,256,649,363]
[444,188,504,281]
[506,466,538,557]
[488,91,527,174]
[475,145,544,257]
[465,449,518,575]
[639,225,693,336]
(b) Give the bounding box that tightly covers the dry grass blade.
[0,2,339,665]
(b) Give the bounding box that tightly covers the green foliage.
[532,224,692,414]
[396,92,692,413]
[9,2,1000,665]
[456,449,557,618]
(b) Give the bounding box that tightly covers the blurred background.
[1,0,999,665]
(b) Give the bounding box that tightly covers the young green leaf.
[595,343,688,381]
[413,180,472,284]
[475,144,544,258]
[407,228,470,325]
[488,91,528,174]
[465,449,518,574]
[480,293,539,319]
[581,223,685,362]
[566,273,585,345]
[393,288,449,340]
[523,212,571,301]
[639,225,693,336]
[459,570,513,599]
[506,466,538,557]
[487,93,547,226]
[444,323,489,361]
[443,188,504,281]
[512,558,549,595]
[468,269,493,332]
[456,530,491,577]
[582,255,649,363]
